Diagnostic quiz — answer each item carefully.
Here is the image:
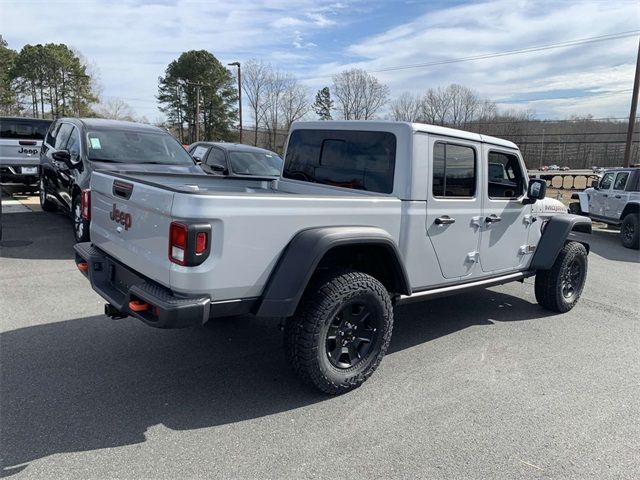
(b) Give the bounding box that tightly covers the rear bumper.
[0,166,39,184]
[74,242,211,328]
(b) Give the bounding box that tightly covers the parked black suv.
[40,118,203,242]
[188,142,283,177]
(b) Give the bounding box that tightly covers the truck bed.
[89,171,402,301]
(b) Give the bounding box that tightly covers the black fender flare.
[255,226,411,318]
[530,214,592,271]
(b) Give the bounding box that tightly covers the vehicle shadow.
[0,211,74,260]
[0,288,553,476]
[586,227,640,264]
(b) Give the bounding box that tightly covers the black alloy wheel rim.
[74,203,84,239]
[623,221,634,242]
[39,178,45,204]
[326,300,378,369]
[561,259,583,299]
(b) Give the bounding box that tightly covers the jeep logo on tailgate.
[18,147,39,155]
[110,204,132,230]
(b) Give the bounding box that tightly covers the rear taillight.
[81,189,91,220]
[195,232,208,254]
[169,222,188,265]
[169,222,211,266]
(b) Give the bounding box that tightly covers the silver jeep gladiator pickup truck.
[75,121,591,394]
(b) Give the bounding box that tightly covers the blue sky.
[1,0,638,122]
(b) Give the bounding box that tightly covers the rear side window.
[283,129,396,194]
[613,172,629,190]
[432,142,476,198]
[0,118,51,140]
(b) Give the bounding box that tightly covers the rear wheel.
[72,195,90,242]
[535,241,588,313]
[620,213,639,249]
[284,270,393,394]
[39,177,57,212]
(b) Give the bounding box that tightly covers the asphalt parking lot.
[1,188,639,479]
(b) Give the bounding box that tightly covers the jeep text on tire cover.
[74,120,592,394]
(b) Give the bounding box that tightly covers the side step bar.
[398,271,532,304]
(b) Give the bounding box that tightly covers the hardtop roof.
[290,120,518,150]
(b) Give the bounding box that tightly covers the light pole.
[228,62,242,143]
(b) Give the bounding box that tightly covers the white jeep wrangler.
[570,167,640,249]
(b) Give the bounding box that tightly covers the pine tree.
[313,87,333,120]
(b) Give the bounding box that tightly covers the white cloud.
[306,0,640,118]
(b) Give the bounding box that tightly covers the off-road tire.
[72,195,90,242]
[568,202,582,215]
[39,177,57,212]
[535,241,588,313]
[284,270,393,395]
[620,213,639,250]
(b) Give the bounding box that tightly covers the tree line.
[2,38,636,166]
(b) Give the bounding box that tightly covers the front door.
[426,137,482,279]
[479,146,530,273]
[590,172,614,217]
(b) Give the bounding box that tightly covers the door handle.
[435,216,455,225]
[614,195,622,199]
[485,215,502,223]
[603,194,608,197]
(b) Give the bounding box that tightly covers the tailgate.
[0,138,42,168]
[90,171,175,288]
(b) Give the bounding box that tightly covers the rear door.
[90,172,175,288]
[425,136,482,279]
[479,146,530,273]
[606,171,631,221]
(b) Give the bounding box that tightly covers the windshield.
[86,129,194,165]
[229,150,282,176]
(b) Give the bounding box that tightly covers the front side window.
[487,151,525,199]
[613,172,629,191]
[206,148,227,169]
[283,129,396,194]
[85,129,194,165]
[54,123,73,150]
[600,172,614,190]
[432,142,476,198]
[66,127,81,161]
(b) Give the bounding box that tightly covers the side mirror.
[209,163,228,175]
[523,179,546,205]
[52,149,71,166]
[591,179,599,189]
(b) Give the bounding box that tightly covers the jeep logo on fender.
[110,204,132,230]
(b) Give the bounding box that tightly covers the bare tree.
[390,92,422,122]
[96,97,137,120]
[422,86,451,125]
[280,78,310,131]
[332,68,389,120]
[241,59,271,145]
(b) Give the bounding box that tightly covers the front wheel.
[39,176,57,212]
[620,213,639,249]
[284,270,394,394]
[72,195,90,242]
[535,241,588,313]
